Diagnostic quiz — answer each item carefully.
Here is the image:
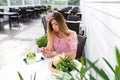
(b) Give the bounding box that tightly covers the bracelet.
[62,52,65,55]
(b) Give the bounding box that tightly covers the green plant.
[87,47,120,80]
[55,56,77,72]
[17,71,36,80]
[36,34,47,48]
[53,56,90,80]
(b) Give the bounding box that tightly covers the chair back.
[66,21,80,34]
[9,8,19,16]
[76,35,87,60]
[0,9,4,12]
[0,9,4,18]
[42,16,47,34]
[67,15,80,21]
[0,9,4,24]
[19,8,27,16]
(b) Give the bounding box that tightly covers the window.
[54,0,66,5]
[10,0,22,5]
[24,0,32,5]
[68,0,80,5]
[0,0,7,6]
[34,0,39,5]
[41,0,52,5]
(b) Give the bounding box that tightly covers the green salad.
[54,56,77,72]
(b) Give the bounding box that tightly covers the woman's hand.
[41,47,54,58]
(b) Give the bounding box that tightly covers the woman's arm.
[63,49,77,59]
[41,31,77,59]
[41,47,77,59]
[41,47,56,58]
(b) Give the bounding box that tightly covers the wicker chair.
[76,34,87,60]
[67,15,80,21]
[66,21,80,34]
[42,16,47,34]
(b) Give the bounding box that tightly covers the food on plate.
[48,55,77,73]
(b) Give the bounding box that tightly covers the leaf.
[103,58,115,73]
[17,71,24,80]
[59,62,75,79]
[80,59,98,79]
[80,57,85,67]
[33,72,36,80]
[80,66,85,79]
[116,48,120,67]
[89,74,96,80]
[80,57,86,79]
[67,63,79,72]
[80,64,85,78]
[115,66,120,80]
[87,59,110,80]
[61,65,73,77]
[36,34,47,48]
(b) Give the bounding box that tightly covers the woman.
[41,12,77,59]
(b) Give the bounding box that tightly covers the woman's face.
[51,19,59,32]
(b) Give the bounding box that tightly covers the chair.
[66,21,80,34]
[76,34,87,60]
[77,13,82,21]
[34,7,40,18]
[67,15,80,21]
[19,7,30,22]
[9,8,21,28]
[0,9,4,26]
[42,16,47,34]
[40,6,47,14]
[26,6,34,19]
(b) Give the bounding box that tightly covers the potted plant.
[87,47,120,80]
[36,34,47,52]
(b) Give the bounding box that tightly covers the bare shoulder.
[69,30,77,37]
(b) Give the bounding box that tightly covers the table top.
[0,53,87,80]
[0,12,18,16]
[0,53,53,80]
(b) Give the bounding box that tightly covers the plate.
[48,61,61,73]
[48,59,81,73]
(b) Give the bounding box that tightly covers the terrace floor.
[0,17,45,69]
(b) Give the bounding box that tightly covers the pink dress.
[53,31,77,54]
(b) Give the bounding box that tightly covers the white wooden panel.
[82,0,120,79]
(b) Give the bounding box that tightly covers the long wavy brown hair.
[47,12,71,49]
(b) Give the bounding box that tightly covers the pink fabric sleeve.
[68,31,77,51]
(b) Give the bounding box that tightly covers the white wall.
[81,0,120,79]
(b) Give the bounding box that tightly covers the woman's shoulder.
[69,30,77,35]
[68,30,77,38]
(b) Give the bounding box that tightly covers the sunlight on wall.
[81,0,120,79]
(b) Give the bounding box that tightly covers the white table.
[0,53,53,80]
[0,53,89,80]
[0,12,19,30]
